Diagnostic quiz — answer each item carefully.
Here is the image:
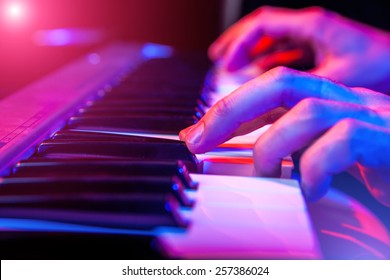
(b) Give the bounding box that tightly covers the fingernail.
[179,126,193,141]
[187,122,204,145]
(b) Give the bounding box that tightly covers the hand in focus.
[180,67,390,206]
[210,6,390,93]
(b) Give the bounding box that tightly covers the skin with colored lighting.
[209,6,390,93]
[179,6,390,207]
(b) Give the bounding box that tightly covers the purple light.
[87,53,101,65]
[33,28,104,46]
[36,29,71,46]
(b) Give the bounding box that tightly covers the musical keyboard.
[0,42,388,260]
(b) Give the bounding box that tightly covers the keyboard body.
[0,42,389,260]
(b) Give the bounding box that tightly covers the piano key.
[0,206,182,230]
[35,137,199,171]
[94,93,201,103]
[84,100,206,118]
[0,44,216,259]
[76,106,203,119]
[73,105,198,117]
[107,85,200,98]
[0,192,174,214]
[66,115,196,134]
[0,194,185,230]
[0,176,193,207]
[12,158,198,189]
[75,110,198,120]
[87,96,207,116]
[51,130,181,142]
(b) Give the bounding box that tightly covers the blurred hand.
[180,67,390,206]
[209,6,390,93]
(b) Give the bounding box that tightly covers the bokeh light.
[8,3,22,17]
[2,1,26,23]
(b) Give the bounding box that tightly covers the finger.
[351,87,390,110]
[300,119,390,205]
[253,98,386,177]
[222,6,331,71]
[231,107,287,137]
[308,56,363,87]
[309,56,390,93]
[248,35,276,58]
[180,67,364,154]
[179,107,286,144]
[254,48,305,70]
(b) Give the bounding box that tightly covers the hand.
[180,67,390,206]
[209,6,390,93]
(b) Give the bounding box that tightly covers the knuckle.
[303,6,335,19]
[333,118,362,141]
[301,6,337,30]
[302,6,327,15]
[256,5,274,15]
[315,75,336,98]
[294,98,325,118]
[264,66,293,82]
[262,66,301,108]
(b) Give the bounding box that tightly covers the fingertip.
[253,158,282,178]
[301,176,331,202]
[223,53,250,72]
[180,122,205,153]
[208,42,222,61]
[221,45,251,72]
[179,126,193,141]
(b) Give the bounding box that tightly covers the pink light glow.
[32,28,104,46]
[1,1,30,28]
[4,1,25,21]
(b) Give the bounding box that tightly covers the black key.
[0,194,185,230]
[0,189,174,214]
[86,96,204,107]
[77,106,203,118]
[36,137,198,172]
[0,176,192,207]
[75,110,197,119]
[66,115,196,134]
[13,158,198,189]
[51,130,181,142]
[107,84,200,98]
[85,95,207,113]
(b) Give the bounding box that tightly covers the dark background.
[1,0,389,97]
